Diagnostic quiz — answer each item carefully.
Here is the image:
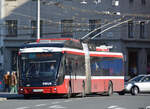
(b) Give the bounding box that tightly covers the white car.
[124,75,150,95]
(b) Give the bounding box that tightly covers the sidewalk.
[0,92,23,101]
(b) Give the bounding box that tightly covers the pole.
[0,0,5,71]
[37,0,40,40]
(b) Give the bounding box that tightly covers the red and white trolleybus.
[18,38,124,98]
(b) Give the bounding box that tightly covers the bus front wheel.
[24,94,31,99]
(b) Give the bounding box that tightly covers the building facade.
[0,0,150,81]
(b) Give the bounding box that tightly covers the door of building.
[128,50,138,78]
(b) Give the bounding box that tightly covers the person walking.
[10,71,18,94]
[3,71,10,92]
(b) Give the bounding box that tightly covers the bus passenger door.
[104,79,107,92]
[82,43,91,94]
[68,60,75,94]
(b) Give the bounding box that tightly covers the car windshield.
[129,75,145,82]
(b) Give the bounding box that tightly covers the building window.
[128,21,133,38]
[140,21,145,38]
[5,20,17,37]
[31,20,43,37]
[61,20,73,38]
[94,0,102,4]
[141,0,146,5]
[89,19,101,39]
[129,0,134,3]
[112,0,119,6]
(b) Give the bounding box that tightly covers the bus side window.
[64,59,68,74]
[57,59,65,85]
[68,60,72,73]
[65,58,72,75]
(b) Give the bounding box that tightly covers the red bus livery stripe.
[90,53,123,58]
[63,50,85,55]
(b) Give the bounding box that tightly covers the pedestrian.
[3,71,10,92]
[10,71,18,94]
[50,64,55,71]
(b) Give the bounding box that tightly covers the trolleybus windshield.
[19,52,62,87]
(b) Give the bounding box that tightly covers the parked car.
[122,75,150,95]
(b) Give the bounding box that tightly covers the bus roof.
[37,38,79,43]
[21,42,64,48]
[20,38,123,59]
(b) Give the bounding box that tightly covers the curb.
[0,97,7,101]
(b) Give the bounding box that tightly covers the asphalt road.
[0,93,150,109]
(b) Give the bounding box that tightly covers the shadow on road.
[1,92,150,100]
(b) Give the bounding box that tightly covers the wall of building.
[0,0,150,79]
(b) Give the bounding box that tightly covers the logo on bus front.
[42,82,52,86]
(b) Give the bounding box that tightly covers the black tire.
[106,82,113,96]
[118,90,125,95]
[71,93,78,98]
[131,86,139,96]
[24,94,31,99]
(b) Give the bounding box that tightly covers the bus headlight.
[54,88,57,92]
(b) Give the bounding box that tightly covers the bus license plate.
[33,89,43,92]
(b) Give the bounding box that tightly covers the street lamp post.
[0,0,5,71]
[37,0,40,40]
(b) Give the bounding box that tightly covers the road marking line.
[63,100,72,103]
[16,107,30,109]
[107,105,119,109]
[75,98,83,100]
[0,97,7,101]
[49,105,66,109]
[107,105,126,109]
[35,104,47,107]
[51,101,61,104]
[115,108,126,109]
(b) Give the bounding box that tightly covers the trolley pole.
[37,0,40,40]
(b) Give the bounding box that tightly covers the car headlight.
[125,83,133,91]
